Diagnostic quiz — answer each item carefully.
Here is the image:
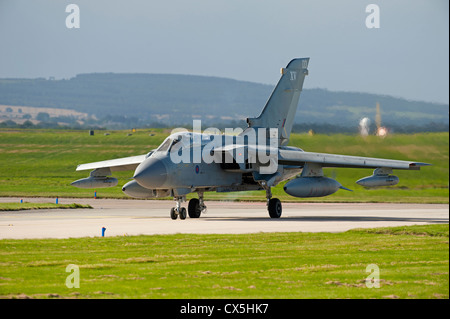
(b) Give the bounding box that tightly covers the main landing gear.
[170,190,281,219]
[170,193,207,220]
[265,187,282,218]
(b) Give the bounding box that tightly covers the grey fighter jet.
[72,58,430,219]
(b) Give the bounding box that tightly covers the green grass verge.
[0,224,447,299]
[0,129,448,203]
[0,202,92,211]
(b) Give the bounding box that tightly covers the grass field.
[0,129,448,203]
[0,224,447,299]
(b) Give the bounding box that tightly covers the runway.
[0,197,448,239]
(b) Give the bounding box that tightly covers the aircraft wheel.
[179,207,187,220]
[188,198,201,218]
[170,207,178,220]
[268,198,282,218]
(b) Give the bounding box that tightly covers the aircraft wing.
[76,155,147,172]
[278,149,430,170]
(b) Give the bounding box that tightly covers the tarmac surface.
[0,197,448,239]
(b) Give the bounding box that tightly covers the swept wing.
[76,155,147,172]
[278,149,430,170]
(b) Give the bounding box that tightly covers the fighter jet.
[72,58,430,219]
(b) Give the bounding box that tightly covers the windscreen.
[156,138,172,152]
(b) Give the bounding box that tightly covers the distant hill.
[0,74,447,129]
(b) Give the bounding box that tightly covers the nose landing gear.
[170,196,187,220]
[170,193,207,220]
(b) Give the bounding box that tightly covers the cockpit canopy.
[155,131,214,154]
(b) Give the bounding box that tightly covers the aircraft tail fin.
[246,58,309,146]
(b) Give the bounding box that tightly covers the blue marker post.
[56,197,59,204]
[94,191,97,199]
[20,199,23,203]
[102,227,106,237]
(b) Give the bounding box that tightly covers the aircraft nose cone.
[133,158,167,188]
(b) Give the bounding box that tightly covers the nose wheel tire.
[170,207,178,220]
[268,198,282,218]
[179,207,187,220]
[170,207,187,220]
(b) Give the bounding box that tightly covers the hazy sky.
[0,0,448,104]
